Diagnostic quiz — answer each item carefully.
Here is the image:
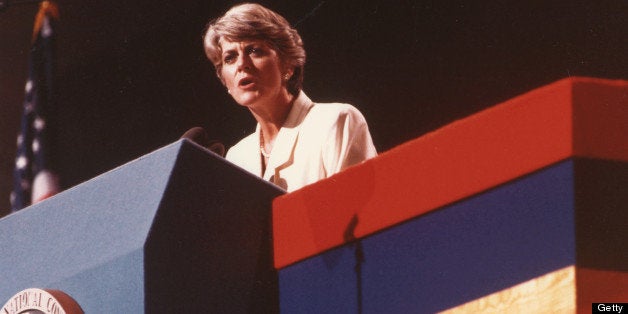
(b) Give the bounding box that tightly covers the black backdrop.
[1,0,627,217]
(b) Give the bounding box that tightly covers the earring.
[227,89,231,94]
[284,74,290,81]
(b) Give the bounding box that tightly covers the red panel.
[273,77,628,269]
[577,268,628,314]
[573,78,628,161]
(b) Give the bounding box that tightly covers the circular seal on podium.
[1,288,83,314]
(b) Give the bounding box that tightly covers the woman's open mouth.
[238,77,256,89]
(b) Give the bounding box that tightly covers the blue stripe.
[279,160,576,313]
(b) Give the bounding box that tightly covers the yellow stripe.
[439,266,575,314]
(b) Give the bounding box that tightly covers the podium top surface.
[273,76,628,268]
[0,139,283,305]
[0,141,196,293]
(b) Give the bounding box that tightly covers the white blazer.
[225,91,377,192]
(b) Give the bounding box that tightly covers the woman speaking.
[203,3,377,192]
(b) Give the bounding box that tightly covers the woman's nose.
[236,54,251,71]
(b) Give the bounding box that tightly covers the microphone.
[181,127,225,157]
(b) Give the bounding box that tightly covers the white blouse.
[225,91,377,192]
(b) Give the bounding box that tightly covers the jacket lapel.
[250,125,264,177]
[263,91,314,181]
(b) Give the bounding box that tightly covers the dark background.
[1,0,627,218]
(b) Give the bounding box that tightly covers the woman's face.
[219,39,288,108]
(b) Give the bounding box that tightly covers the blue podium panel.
[279,160,579,313]
[0,140,284,313]
[144,140,284,313]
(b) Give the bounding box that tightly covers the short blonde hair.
[204,3,306,96]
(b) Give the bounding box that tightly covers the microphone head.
[207,140,226,157]
[181,127,225,157]
[181,127,209,147]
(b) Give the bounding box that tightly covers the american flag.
[11,1,60,211]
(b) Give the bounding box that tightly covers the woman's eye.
[248,47,263,56]
[223,54,236,64]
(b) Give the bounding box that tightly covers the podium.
[273,77,628,313]
[0,140,284,313]
[1,77,626,313]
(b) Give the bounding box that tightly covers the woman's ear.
[283,68,294,81]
